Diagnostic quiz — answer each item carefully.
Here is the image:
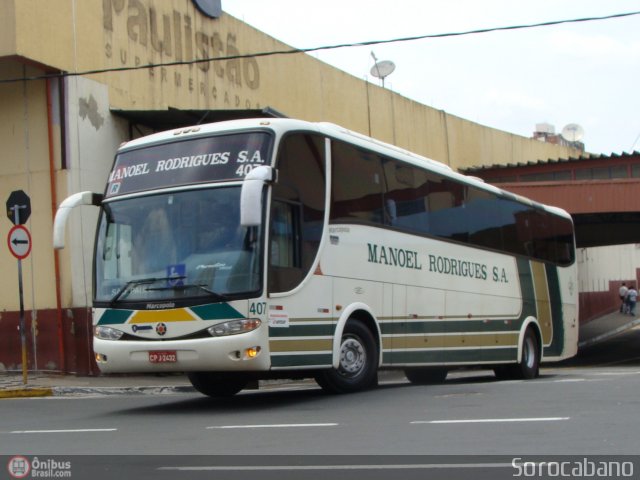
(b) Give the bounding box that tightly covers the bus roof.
[117,118,572,220]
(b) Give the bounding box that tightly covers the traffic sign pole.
[6,191,31,384]
[17,256,27,385]
[13,220,29,385]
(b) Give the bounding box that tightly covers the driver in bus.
[132,207,176,274]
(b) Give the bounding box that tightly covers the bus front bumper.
[93,327,270,373]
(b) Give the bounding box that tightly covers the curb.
[0,387,53,399]
[51,385,196,396]
[0,385,194,399]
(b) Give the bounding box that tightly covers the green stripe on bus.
[383,347,516,364]
[380,320,519,335]
[190,303,244,321]
[544,263,565,357]
[97,309,133,325]
[269,324,336,337]
[271,354,333,368]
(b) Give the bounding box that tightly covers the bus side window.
[382,159,429,233]
[270,200,300,269]
[331,141,385,225]
[269,133,326,293]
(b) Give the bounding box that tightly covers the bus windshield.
[94,186,262,305]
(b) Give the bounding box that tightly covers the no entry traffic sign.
[7,225,32,259]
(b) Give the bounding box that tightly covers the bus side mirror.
[53,191,103,249]
[240,166,275,227]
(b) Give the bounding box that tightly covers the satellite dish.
[561,123,584,142]
[370,60,396,80]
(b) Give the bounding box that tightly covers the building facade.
[0,0,581,373]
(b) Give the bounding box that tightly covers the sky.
[222,0,640,155]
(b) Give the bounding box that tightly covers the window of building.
[610,165,629,179]
[574,168,592,180]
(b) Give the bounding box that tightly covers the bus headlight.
[94,325,124,340]
[207,319,261,337]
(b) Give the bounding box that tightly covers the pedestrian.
[619,282,628,313]
[625,285,637,317]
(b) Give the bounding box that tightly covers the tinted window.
[330,146,574,266]
[383,160,430,233]
[428,178,467,242]
[331,141,386,225]
[269,133,326,293]
[500,199,533,257]
[466,187,503,249]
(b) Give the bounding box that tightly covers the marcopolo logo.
[8,456,72,478]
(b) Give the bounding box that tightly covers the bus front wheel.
[315,319,378,394]
[187,372,248,397]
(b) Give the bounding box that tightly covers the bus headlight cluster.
[207,319,261,337]
[94,325,124,340]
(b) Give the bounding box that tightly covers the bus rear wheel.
[315,319,378,394]
[404,367,448,385]
[494,327,540,380]
[187,372,248,397]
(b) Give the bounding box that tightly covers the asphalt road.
[2,328,640,479]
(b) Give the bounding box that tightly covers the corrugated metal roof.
[460,151,640,174]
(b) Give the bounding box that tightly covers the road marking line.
[590,371,640,376]
[159,463,511,471]
[10,428,117,434]
[207,423,338,429]
[412,417,569,424]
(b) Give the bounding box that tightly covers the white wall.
[64,77,129,307]
[578,244,640,293]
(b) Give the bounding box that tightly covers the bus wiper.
[109,276,186,304]
[146,283,229,301]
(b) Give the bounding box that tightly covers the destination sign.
[105,132,272,198]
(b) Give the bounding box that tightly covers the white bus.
[54,118,578,396]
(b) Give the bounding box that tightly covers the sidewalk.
[1,311,638,399]
[0,372,194,399]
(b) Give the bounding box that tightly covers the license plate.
[148,350,177,363]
